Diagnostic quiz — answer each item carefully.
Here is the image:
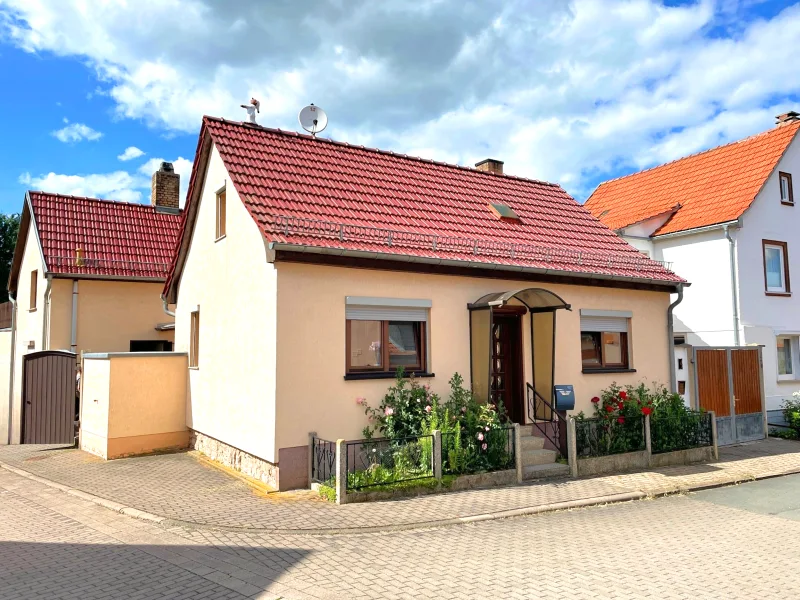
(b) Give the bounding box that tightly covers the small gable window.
[216,187,227,239]
[780,172,794,206]
[489,203,520,222]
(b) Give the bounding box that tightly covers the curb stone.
[2,459,800,536]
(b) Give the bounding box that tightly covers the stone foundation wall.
[190,431,279,488]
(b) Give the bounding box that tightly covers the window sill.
[28,308,37,313]
[781,201,794,206]
[582,368,637,375]
[215,235,226,243]
[188,366,199,371]
[765,291,792,297]
[344,371,435,381]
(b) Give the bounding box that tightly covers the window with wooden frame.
[215,188,226,239]
[580,311,631,372]
[779,172,794,206]
[29,270,37,310]
[189,309,200,368]
[763,240,790,295]
[344,297,430,378]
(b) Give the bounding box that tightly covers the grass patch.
[316,475,460,503]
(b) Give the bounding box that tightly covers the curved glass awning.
[468,288,571,312]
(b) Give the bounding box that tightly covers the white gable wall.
[736,133,800,409]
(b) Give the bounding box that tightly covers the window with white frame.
[763,240,790,294]
[777,336,799,380]
[345,297,430,378]
[580,310,632,372]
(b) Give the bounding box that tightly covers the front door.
[490,313,524,423]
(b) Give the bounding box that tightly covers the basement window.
[488,203,520,222]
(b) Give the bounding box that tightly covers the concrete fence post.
[335,439,347,505]
[514,423,523,484]
[567,417,578,478]
[709,411,719,461]
[432,430,442,481]
[307,431,317,488]
[645,414,652,466]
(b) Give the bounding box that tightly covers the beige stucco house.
[163,117,685,489]
[2,164,182,445]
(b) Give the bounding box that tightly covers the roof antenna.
[298,103,328,138]
[240,98,260,124]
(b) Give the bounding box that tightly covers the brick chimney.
[151,162,180,209]
[776,111,800,127]
[475,158,504,175]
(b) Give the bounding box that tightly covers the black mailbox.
[553,385,575,411]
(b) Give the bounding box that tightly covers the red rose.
[641,406,652,416]
[619,391,628,400]
[605,405,614,413]
[617,402,624,410]
[591,396,600,403]
[617,417,625,424]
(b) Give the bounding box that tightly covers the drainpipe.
[667,283,685,394]
[6,293,17,445]
[70,280,78,354]
[41,275,52,350]
[723,225,741,347]
[161,297,175,318]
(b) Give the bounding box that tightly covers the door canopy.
[469,288,571,312]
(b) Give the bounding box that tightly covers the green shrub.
[784,393,800,431]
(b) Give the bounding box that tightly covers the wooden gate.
[694,347,765,446]
[22,351,77,444]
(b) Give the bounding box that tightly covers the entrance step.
[521,448,557,466]
[520,435,546,452]
[523,462,570,481]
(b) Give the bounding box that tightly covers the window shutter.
[346,306,428,322]
[580,316,628,333]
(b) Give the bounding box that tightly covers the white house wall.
[174,143,279,463]
[654,229,736,347]
[736,133,800,410]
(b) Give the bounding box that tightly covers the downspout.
[41,275,52,350]
[70,280,78,354]
[723,225,741,347]
[667,283,685,394]
[161,297,175,318]
[7,293,16,445]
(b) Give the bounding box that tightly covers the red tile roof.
[585,121,800,236]
[27,192,182,279]
[165,117,683,297]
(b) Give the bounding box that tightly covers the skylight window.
[489,203,521,222]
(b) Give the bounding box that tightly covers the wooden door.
[695,349,730,417]
[731,348,762,415]
[490,314,524,423]
[22,351,76,444]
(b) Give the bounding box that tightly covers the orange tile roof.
[585,121,800,236]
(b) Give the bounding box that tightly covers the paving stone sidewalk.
[1,438,798,533]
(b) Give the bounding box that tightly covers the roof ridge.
[202,115,563,189]
[29,190,164,210]
[595,120,800,189]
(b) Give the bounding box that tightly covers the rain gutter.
[723,224,741,346]
[6,293,16,445]
[667,284,684,394]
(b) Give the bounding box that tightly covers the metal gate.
[22,351,77,444]
[693,347,765,446]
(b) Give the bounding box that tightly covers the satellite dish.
[298,104,328,137]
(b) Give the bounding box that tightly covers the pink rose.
[425,405,432,413]
[485,426,490,431]
[384,407,394,416]
[477,433,484,441]
[482,443,488,450]
[355,397,365,406]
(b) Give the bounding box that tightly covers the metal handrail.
[526,383,568,458]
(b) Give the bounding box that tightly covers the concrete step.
[523,462,571,481]
[520,435,546,451]
[521,448,557,466]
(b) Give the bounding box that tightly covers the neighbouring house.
[586,112,800,417]
[1,163,183,445]
[161,116,684,490]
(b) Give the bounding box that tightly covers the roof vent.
[475,158,504,175]
[776,111,800,127]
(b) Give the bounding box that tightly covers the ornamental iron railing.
[344,435,434,491]
[575,415,646,458]
[441,425,516,476]
[310,437,336,484]
[527,384,568,458]
[267,215,675,276]
[650,411,713,454]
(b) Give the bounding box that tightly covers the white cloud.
[117,146,145,161]
[51,121,103,143]
[19,155,193,206]
[3,0,800,198]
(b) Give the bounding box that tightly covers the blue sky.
[0,0,799,215]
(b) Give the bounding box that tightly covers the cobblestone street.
[3,464,800,598]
